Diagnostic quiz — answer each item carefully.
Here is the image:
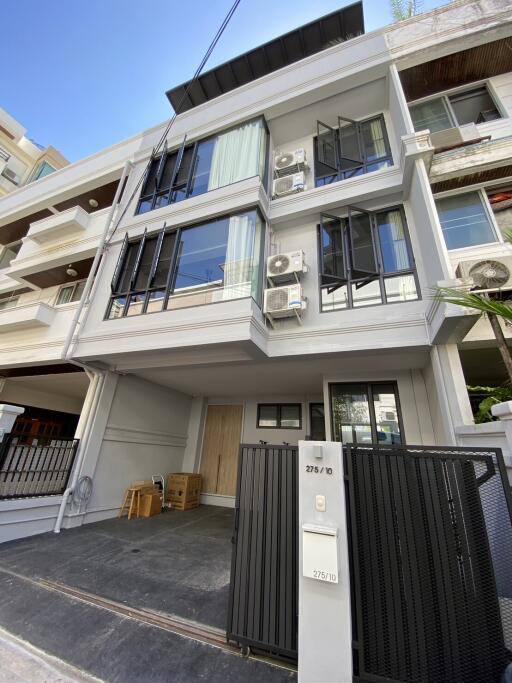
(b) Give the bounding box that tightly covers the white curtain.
[386,210,409,271]
[208,120,265,191]
[212,214,260,302]
[368,119,387,158]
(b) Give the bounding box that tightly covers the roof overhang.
[166,2,364,114]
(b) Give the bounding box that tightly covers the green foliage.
[468,385,512,423]
[390,0,421,21]
[434,288,512,322]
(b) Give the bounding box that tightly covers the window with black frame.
[314,114,392,187]
[318,206,419,312]
[107,209,264,319]
[137,118,268,215]
[257,404,302,429]
[330,382,403,445]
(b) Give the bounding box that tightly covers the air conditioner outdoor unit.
[263,284,305,319]
[1,166,20,185]
[456,256,512,292]
[429,123,480,152]
[267,250,306,282]
[274,148,307,176]
[272,172,305,198]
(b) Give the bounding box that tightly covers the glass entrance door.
[329,382,403,445]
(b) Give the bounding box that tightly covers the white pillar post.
[0,404,25,438]
[491,401,512,486]
[298,440,352,683]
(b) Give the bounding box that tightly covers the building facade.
[1,0,512,540]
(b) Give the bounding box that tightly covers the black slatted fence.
[227,444,298,661]
[345,443,512,683]
[0,433,79,499]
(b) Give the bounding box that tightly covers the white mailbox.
[302,523,338,583]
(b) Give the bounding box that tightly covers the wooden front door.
[200,405,243,496]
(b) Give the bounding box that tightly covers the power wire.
[105,0,242,247]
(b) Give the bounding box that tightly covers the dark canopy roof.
[166,2,364,114]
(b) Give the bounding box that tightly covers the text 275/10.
[305,465,333,474]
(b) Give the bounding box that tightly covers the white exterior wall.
[79,374,192,523]
[1,0,512,541]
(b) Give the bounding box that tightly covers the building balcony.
[27,206,90,245]
[0,301,56,332]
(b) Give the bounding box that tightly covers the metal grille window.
[313,114,392,187]
[107,208,265,319]
[318,206,419,312]
[409,84,501,133]
[330,382,403,445]
[257,404,302,429]
[136,117,268,215]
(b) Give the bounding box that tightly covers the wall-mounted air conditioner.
[429,123,481,152]
[274,148,307,177]
[272,172,305,198]
[267,250,306,282]
[1,166,20,185]
[263,283,305,319]
[456,256,512,292]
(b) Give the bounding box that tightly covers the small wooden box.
[140,493,162,518]
[167,473,201,511]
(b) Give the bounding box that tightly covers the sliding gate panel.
[227,444,298,660]
[346,444,512,683]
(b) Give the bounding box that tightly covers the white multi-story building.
[1,0,512,540]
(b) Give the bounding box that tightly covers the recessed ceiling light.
[88,198,99,208]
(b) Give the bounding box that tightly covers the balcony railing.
[0,433,79,499]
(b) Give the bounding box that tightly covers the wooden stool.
[119,487,142,519]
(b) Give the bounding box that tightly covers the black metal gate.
[345,444,512,683]
[227,444,298,661]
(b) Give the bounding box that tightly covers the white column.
[0,404,25,438]
[428,344,473,443]
[182,396,207,472]
[298,441,352,683]
[491,401,512,486]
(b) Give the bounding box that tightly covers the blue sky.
[3,0,446,162]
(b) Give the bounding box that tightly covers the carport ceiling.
[5,372,90,400]
[133,350,429,397]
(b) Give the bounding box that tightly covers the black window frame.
[136,116,270,215]
[317,204,420,312]
[313,114,393,188]
[257,403,302,430]
[308,402,326,441]
[328,381,405,445]
[106,207,266,320]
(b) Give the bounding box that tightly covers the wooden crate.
[140,493,161,518]
[167,473,201,511]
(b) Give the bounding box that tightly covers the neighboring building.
[0,107,68,198]
[0,0,511,541]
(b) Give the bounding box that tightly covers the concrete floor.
[0,505,233,629]
[0,506,297,682]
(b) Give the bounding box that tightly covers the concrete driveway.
[0,506,296,682]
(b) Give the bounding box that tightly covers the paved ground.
[0,506,233,629]
[0,507,296,682]
[0,626,101,683]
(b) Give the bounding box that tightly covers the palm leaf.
[434,287,512,322]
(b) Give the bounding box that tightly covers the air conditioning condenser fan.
[268,254,291,276]
[275,152,296,170]
[469,260,510,289]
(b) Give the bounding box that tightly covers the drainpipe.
[61,159,133,361]
[54,368,105,533]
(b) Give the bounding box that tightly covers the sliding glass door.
[329,382,403,445]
